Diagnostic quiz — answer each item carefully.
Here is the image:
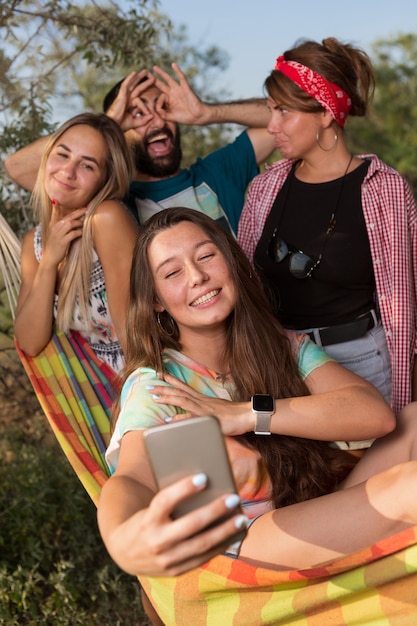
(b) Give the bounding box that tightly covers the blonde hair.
[32,112,133,332]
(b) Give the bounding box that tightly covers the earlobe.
[153,302,164,313]
[320,110,335,129]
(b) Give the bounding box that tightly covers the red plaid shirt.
[238,155,417,412]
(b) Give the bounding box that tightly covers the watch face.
[253,394,274,412]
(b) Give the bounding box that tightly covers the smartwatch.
[251,394,274,435]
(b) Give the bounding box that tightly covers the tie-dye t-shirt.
[106,334,332,518]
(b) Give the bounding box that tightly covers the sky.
[158,0,417,100]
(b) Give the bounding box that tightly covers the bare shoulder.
[92,200,138,254]
[92,200,139,234]
[94,199,136,221]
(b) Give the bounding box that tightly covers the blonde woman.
[14,113,139,374]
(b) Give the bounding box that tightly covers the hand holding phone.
[144,415,247,545]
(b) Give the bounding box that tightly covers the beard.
[131,125,183,179]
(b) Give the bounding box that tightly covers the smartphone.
[144,415,246,543]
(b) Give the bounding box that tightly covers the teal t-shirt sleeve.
[193,131,259,233]
[296,336,334,380]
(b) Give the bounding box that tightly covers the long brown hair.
[124,207,353,507]
[266,37,375,119]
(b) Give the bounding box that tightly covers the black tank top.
[254,159,375,329]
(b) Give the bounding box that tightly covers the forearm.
[104,265,131,357]
[105,277,128,354]
[191,99,274,164]
[270,385,395,441]
[150,371,395,442]
[5,136,49,192]
[108,301,128,355]
[216,390,391,441]
[97,475,154,575]
[195,98,269,127]
[14,264,57,354]
[186,387,393,441]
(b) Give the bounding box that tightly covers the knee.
[387,461,417,523]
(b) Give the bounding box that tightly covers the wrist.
[191,101,214,126]
[227,402,254,434]
[202,102,227,125]
[39,256,60,273]
[242,402,256,433]
[228,402,255,435]
[105,110,123,129]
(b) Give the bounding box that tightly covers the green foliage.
[0,423,150,625]
[2,3,416,241]
[347,33,417,194]
[0,0,167,233]
[0,0,235,237]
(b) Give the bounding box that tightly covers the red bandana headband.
[274,55,352,128]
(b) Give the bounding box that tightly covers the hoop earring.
[156,311,176,337]
[316,128,338,152]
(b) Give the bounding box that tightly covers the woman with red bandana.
[238,38,417,450]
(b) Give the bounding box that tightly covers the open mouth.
[190,289,220,307]
[146,131,172,157]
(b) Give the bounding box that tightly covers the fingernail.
[152,394,161,400]
[234,515,249,530]
[192,473,207,487]
[225,494,241,510]
[146,385,155,391]
[164,416,173,423]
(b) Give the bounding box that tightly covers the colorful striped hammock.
[15,330,117,506]
[2,213,417,624]
[16,332,417,625]
[139,527,417,625]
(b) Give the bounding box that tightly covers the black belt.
[307,310,378,347]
